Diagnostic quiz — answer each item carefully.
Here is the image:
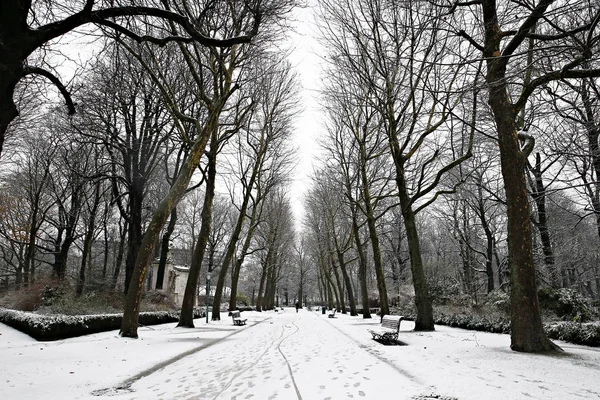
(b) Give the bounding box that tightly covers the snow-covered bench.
[368,315,404,343]
[231,311,247,326]
[328,309,336,318]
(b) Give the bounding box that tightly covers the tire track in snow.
[92,317,273,396]
[277,320,303,400]
[210,315,301,400]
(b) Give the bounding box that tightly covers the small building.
[146,258,231,308]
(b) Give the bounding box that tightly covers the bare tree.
[445,0,600,352]
[0,0,263,161]
[318,0,476,329]
[210,57,298,320]
[119,0,296,337]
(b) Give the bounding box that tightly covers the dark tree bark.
[527,153,558,287]
[177,140,216,328]
[393,162,434,330]
[475,0,566,353]
[476,179,496,293]
[77,180,102,296]
[155,207,177,290]
[351,211,371,319]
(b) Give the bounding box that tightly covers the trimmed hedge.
[394,309,600,347]
[0,308,204,341]
[544,322,600,347]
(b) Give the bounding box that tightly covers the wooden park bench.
[231,310,247,326]
[368,315,404,344]
[328,309,336,318]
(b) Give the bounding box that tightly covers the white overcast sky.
[285,1,325,228]
[50,4,325,230]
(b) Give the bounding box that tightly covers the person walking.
[295,301,300,313]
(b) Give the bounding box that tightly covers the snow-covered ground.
[2,308,599,400]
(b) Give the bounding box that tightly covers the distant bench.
[368,315,404,344]
[328,309,336,318]
[231,310,247,326]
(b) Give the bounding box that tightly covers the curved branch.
[95,19,194,46]
[514,62,600,112]
[500,0,553,63]
[517,132,535,158]
[21,66,75,115]
[456,29,484,52]
[35,5,261,49]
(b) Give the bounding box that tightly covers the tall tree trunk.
[124,184,143,294]
[351,214,371,318]
[393,162,434,331]
[120,113,216,338]
[360,156,390,316]
[528,153,558,287]
[178,134,217,328]
[228,204,260,311]
[155,207,178,290]
[112,219,127,291]
[256,265,267,312]
[482,1,560,352]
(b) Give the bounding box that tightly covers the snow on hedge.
[0,308,203,341]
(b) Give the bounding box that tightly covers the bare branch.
[21,66,75,115]
[35,5,261,50]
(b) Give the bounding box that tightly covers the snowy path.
[109,310,423,400]
[3,308,600,399]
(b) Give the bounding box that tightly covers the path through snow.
[2,308,600,399]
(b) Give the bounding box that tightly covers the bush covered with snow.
[544,322,600,347]
[537,288,593,322]
[393,299,600,347]
[0,308,204,341]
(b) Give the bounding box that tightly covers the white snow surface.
[1,308,599,400]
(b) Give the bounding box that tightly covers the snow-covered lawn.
[2,308,599,399]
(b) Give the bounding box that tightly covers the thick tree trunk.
[481,0,560,352]
[491,100,560,352]
[485,79,558,352]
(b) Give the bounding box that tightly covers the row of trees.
[0,0,304,338]
[302,0,600,353]
[1,0,600,354]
